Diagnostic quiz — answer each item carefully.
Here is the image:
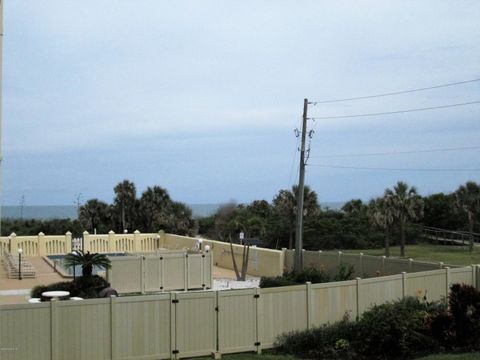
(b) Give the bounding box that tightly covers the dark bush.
[259,276,298,288]
[354,297,442,359]
[31,275,110,300]
[275,296,444,359]
[259,263,354,288]
[275,316,358,359]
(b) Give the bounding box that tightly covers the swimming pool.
[48,253,126,276]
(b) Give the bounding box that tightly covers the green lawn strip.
[193,353,298,359]
[345,243,480,266]
[416,352,480,360]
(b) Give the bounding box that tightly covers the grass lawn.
[192,352,480,359]
[416,353,480,360]
[194,353,298,359]
[346,243,480,266]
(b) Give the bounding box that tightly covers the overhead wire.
[307,164,480,172]
[309,145,480,158]
[308,100,480,120]
[310,77,480,104]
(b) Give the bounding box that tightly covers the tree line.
[199,180,480,253]
[1,180,196,237]
[2,180,478,254]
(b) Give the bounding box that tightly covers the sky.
[2,0,480,207]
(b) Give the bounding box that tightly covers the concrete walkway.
[0,256,63,304]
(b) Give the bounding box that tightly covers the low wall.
[106,252,212,294]
[1,265,478,360]
[0,231,163,257]
[165,234,284,277]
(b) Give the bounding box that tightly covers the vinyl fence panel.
[217,289,258,354]
[55,299,111,360]
[358,275,403,314]
[259,285,308,348]
[0,303,51,360]
[174,291,217,358]
[406,269,448,301]
[112,295,172,360]
[311,280,358,326]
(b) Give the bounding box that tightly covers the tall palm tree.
[454,181,480,252]
[384,181,424,257]
[113,180,137,232]
[63,250,111,281]
[272,185,320,249]
[79,199,111,233]
[367,198,394,257]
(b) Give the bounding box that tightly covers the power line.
[309,100,480,120]
[310,145,480,158]
[308,164,480,172]
[310,77,480,105]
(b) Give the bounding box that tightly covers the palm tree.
[79,199,111,233]
[113,180,137,232]
[384,181,424,257]
[63,250,111,281]
[272,185,320,249]
[454,181,480,252]
[367,198,394,257]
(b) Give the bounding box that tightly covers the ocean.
[1,202,345,220]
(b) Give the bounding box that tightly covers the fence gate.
[172,291,217,359]
[217,288,259,354]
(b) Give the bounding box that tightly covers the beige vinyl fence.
[285,249,463,278]
[164,234,284,277]
[1,265,478,360]
[106,252,213,294]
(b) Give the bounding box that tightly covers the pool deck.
[0,256,250,305]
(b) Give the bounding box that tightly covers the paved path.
[0,256,63,304]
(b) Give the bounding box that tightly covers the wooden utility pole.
[0,0,4,238]
[294,98,308,273]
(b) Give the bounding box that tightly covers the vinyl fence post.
[141,256,146,294]
[445,267,451,298]
[382,256,386,276]
[356,277,362,319]
[170,293,177,360]
[408,258,413,273]
[359,253,364,277]
[337,251,343,267]
[50,299,59,360]
[401,272,407,298]
[110,295,117,360]
[254,287,263,355]
[439,261,444,269]
[306,282,313,329]
[472,265,477,289]
[184,254,189,291]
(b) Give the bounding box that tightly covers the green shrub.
[354,297,442,359]
[259,276,298,288]
[428,284,480,350]
[275,296,444,359]
[31,275,109,300]
[275,316,358,359]
[259,263,354,288]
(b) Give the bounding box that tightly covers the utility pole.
[0,0,4,238]
[294,98,308,273]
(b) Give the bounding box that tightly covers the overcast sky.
[3,1,480,206]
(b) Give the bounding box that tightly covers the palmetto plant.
[63,250,112,280]
[384,181,424,257]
